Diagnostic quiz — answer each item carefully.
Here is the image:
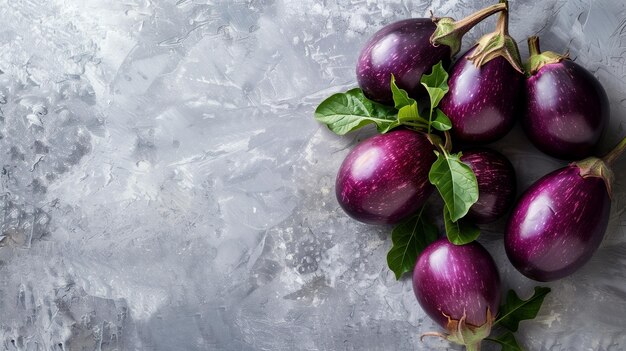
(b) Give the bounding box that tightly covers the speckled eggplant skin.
[461,149,516,224]
[356,19,451,105]
[439,48,523,144]
[505,166,611,281]
[523,59,609,160]
[335,130,436,225]
[412,238,501,327]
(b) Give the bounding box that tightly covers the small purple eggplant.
[461,149,516,224]
[335,130,436,225]
[505,137,626,281]
[440,1,524,144]
[413,238,501,350]
[356,3,506,105]
[523,36,609,160]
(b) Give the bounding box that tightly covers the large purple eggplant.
[461,149,516,224]
[356,3,506,105]
[335,129,436,225]
[440,1,524,144]
[413,238,501,350]
[523,36,609,160]
[505,137,626,281]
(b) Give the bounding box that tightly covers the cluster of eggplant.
[316,1,624,349]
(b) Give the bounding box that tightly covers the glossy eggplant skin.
[440,48,523,144]
[523,59,609,160]
[356,19,451,105]
[461,149,516,224]
[335,130,436,225]
[412,238,501,327]
[505,166,610,281]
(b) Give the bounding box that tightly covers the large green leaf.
[486,332,523,351]
[314,63,452,136]
[386,207,438,280]
[314,88,398,135]
[495,287,552,332]
[443,206,480,245]
[421,61,449,113]
[428,151,479,221]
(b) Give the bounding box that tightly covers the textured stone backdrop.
[0,0,624,350]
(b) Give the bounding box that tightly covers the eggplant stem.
[525,35,568,75]
[495,0,509,35]
[602,136,626,167]
[431,3,506,56]
[528,36,541,56]
[452,3,507,37]
[464,0,523,73]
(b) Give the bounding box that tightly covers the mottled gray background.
[0,0,624,350]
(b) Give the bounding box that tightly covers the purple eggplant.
[523,36,609,160]
[356,3,506,105]
[505,137,626,281]
[413,238,501,350]
[335,130,436,225]
[440,2,524,144]
[461,149,516,224]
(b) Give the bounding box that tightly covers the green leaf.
[431,109,452,131]
[314,88,398,135]
[378,120,402,134]
[390,75,416,109]
[397,103,430,127]
[486,332,523,351]
[428,151,479,221]
[392,76,429,126]
[495,287,552,332]
[443,206,480,245]
[387,207,438,280]
[421,61,449,112]
[397,103,420,121]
